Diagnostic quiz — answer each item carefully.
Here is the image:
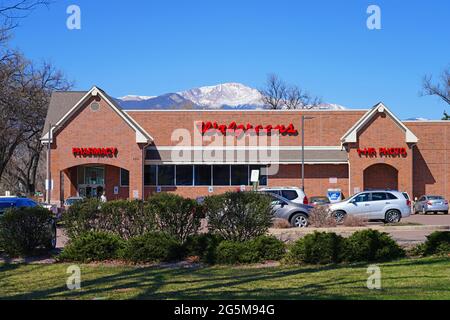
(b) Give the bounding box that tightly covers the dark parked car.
[0,197,57,249]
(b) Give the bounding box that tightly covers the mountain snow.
[117,82,346,110]
[118,95,156,102]
[178,83,265,109]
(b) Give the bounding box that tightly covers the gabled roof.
[340,102,419,144]
[41,86,153,144]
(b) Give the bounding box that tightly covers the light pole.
[46,124,52,204]
[301,115,314,192]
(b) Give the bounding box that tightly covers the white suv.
[329,190,411,223]
[259,187,309,205]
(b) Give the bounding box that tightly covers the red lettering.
[199,122,298,136]
[72,147,118,158]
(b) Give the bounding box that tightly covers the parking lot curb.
[269,224,450,235]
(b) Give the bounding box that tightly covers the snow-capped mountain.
[118,95,155,102]
[179,83,264,109]
[117,83,346,111]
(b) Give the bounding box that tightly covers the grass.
[0,257,449,300]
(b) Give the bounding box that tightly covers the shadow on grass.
[2,257,449,300]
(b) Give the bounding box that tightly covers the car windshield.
[428,196,444,200]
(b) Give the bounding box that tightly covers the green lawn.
[0,257,449,300]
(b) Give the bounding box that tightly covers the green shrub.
[58,231,124,262]
[287,232,344,265]
[63,198,101,239]
[216,241,257,264]
[183,233,224,264]
[121,232,183,263]
[146,193,202,243]
[343,230,405,262]
[435,243,450,256]
[0,207,56,257]
[99,200,156,240]
[205,192,274,241]
[423,231,450,256]
[250,235,286,261]
[63,199,155,240]
[215,236,286,264]
[407,243,426,257]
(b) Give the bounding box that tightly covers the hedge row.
[58,229,411,265]
[63,192,273,243]
[58,232,285,264]
[286,230,406,264]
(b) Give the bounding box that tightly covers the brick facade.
[46,89,450,205]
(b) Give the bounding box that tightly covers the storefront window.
[144,165,157,186]
[120,168,130,186]
[84,166,105,185]
[145,164,268,187]
[213,165,230,186]
[194,165,212,186]
[231,165,249,186]
[176,165,193,186]
[158,165,175,186]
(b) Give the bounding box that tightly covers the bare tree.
[259,74,321,110]
[0,60,71,194]
[0,0,49,34]
[259,74,287,109]
[421,66,450,120]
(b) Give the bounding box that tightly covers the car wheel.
[333,210,346,224]
[290,213,309,228]
[445,211,449,215]
[385,210,401,224]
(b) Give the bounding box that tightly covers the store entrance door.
[78,184,104,199]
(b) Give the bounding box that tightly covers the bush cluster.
[216,236,286,264]
[205,192,274,241]
[422,231,450,256]
[342,230,405,262]
[183,233,224,264]
[146,193,203,243]
[64,195,203,243]
[286,230,405,265]
[63,199,154,240]
[59,231,124,262]
[121,232,184,263]
[0,207,56,257]
[286,232,344,264]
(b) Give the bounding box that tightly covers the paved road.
[404,213,450,226]
[367,214,450,246]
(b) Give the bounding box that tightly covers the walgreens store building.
[42,87,450,205]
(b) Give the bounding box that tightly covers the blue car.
[0,197,57,249]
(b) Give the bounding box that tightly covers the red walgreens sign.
[199,122,298,135]
[357,147,408,157]
[72,147,118,158]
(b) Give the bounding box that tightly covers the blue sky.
[9,0,450,119]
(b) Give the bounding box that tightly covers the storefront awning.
[145,147,348,165]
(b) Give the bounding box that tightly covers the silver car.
[267,193,313,228]
[329,190,412,224]
[414,195,449,215]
